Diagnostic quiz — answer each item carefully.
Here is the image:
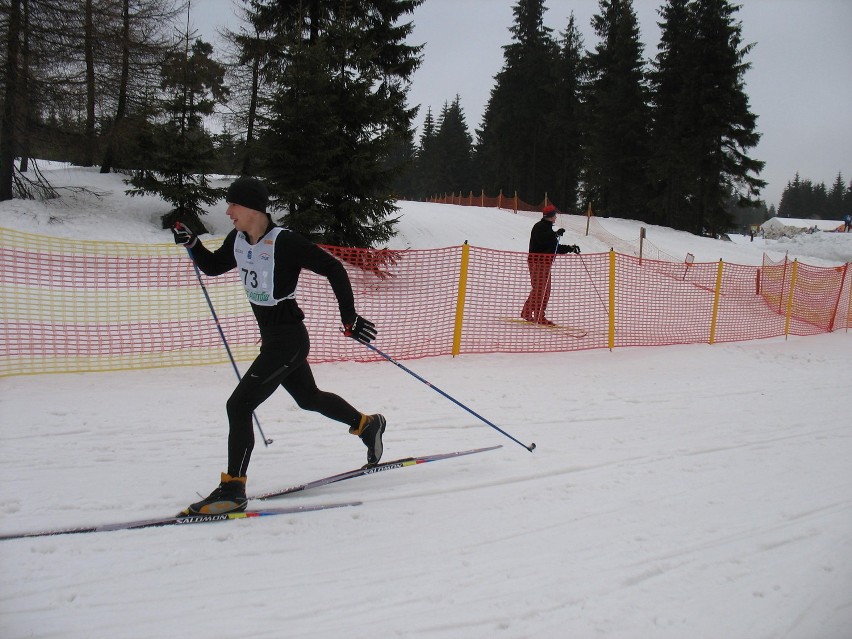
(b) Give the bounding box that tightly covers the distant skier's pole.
[184,246,272,446]
[577,251,608,315]
[360,340,535,452]
[535,223,562,322]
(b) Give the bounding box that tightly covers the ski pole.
[360,340,535,452]
[184,246,273,446]
[535,223,562,321]
[576,251,608,315]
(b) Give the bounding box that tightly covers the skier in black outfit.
[521,204,580,325]
[172,176,385,516]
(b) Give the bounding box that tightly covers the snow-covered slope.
[1,163,850,639]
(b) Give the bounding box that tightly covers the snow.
[761,217,845,233]
[1,163,851,639]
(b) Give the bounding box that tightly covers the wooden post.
[585,202,593,236]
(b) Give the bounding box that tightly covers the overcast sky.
[192,0,852,211]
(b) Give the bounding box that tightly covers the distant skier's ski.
[250,445,503,501]
[0,502,360,541]
[502,317,588,338]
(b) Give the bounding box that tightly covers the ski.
[502,317,588,338]
[251,444,503,501]
[0,501,361,541]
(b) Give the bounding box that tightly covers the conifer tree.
[685,0,765,235]
[435,96,474,196]
[583,0,651,220]
[649,0,694,229]
[828,172,845,217]
[476,0,561,204]
[127,37,228,232]
[249,0,423,248]
[550,13,585,212]
[414,107,441,198]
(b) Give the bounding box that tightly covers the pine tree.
[250,0,423,248]
[476,0,561,204]
[828,172,845,218]
[435,96,474,196]
[583,0,651,220]
[550,13,585,212]
[684,0,765,234]
[415,107,441,198]
[649,0,694,229]
[127,37,228,232]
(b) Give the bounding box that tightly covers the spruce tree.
[550,13,585,212]
[127,37,228,233]
[415,107,441,198]
[249,0,423,248]
[649,0,695,229]
[476,0,561,204]
[435,96,474,196]
[684,0,765,234]
[828,172,845,218]
[583,0,651,220]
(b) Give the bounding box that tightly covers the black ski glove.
[556,228,565,237]
[343,315,377,344]
[172,222,198,249]
[567,244,581,254]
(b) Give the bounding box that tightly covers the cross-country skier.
[521,204,579,325]
[172,176,385,516]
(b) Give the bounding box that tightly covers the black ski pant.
[225,322,361,477]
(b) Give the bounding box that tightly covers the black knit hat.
[226,177,269,214]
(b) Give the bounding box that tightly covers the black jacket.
[529,217,571,255]
[190,224,356,331]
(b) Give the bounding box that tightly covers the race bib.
[233,227,294,306]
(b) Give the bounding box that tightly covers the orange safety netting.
[1,226,849,377]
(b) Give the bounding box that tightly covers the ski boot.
[350,414,386,468]
[179,473,247,516]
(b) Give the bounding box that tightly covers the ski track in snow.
[2,339,851,639]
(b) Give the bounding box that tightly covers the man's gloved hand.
[172,222,198,249]
[555,228,566,237]
[343,315,377,344]
[567,244,581,254]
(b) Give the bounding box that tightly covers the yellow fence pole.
[608,250,616,350]
[709,259,724,344]
[452,242,471,356]
[784,259,799,339]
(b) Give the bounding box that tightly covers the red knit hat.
[542,204,557,216]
